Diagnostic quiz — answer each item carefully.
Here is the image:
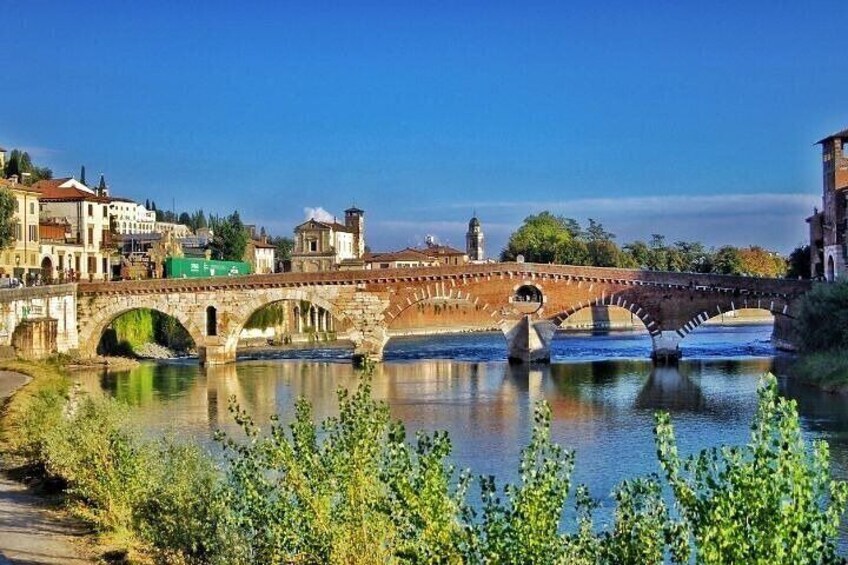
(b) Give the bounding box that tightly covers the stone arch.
[224,287,352,352]
[78,299,204,358]
[673,301,785,342]
[550,293,659,336]
[385,281,497,325]
[827,255,836,281]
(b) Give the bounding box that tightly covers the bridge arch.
[673,299,788,343]
[385,282,497,327]
[79,301,204,358]
[550,293,658,336]
[225,287,353,353]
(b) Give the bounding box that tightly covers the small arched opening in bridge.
[96,308,198,358]
[206,306,218,336]
[827,255,836,282]
[678,308,777,358]
[236,299,352,357]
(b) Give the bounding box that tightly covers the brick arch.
[222,287,353,351]
[672,297,790,341]
[549,292,660,336]
[78,298,205,358]
[384,281,498,326]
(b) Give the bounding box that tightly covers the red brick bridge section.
[76,263,811,365]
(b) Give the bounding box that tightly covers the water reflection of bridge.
[77,356,778,447]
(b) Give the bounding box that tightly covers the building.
[246,237,277,274]
[808,128,848,280]
[0,177,42,281]
[154,221,192,238]
[363,248,441,269]
[33,177,113,280]
[423,243,468,266]
[290,207,365,272]
[466,215,484,261]
[109,197,156,234]
[362,243,468,270]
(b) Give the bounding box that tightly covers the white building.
[154,221,192,238]
[109,198,156,234]
[33,178,113,280]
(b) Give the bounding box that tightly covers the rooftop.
[816,127,848,145]
[33,178,108,202]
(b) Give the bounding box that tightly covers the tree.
[80,165,87,186]
[786,245,811,279]
[270,236,294,261]
[737,246,787,278]
[501,212,581,264]
[624,240,650,268]
[178,212,191,227]
[0,187,17,250]
[4,149,52,182]
[713,246,744,275]
[209,211,249,261]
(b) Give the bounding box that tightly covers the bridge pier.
[501,316,556,364]
[651,331,682,364]
[199,343,236,366]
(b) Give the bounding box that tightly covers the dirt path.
[0,370,92,564]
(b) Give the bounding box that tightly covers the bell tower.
[466,214,484,261]
[344,206,365,258]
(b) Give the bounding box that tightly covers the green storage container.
[164,257,251,279]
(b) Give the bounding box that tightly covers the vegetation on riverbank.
[1,358,846,564]
[98,308,194,357]
[792,280,848,390]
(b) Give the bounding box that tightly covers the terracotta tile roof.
[425,244,466,257]
[33,178,108,202]
[252,239,277,249]
[366,248,439,263]
[0,178,41,194]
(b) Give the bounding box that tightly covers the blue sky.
[2,1,846,254]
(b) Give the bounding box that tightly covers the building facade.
[808,128,848,280]
[109,198,156,234]
[33,178,113,281]
[291,207,365,272]
[0,177,42,281]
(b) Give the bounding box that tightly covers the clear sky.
[3,1,847,254]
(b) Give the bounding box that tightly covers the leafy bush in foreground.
[2,365,845,564]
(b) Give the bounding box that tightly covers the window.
[28,225,37,242]
[206,306,218,336]
[88,204,93,217]
[15,224,21,241]
[309,239,318,252]
[87,227,94,244]
[103,207,108,218]
[29,203,35,214]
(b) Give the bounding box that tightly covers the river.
[73,324,848,538]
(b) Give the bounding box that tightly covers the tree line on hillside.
[500,212,808,278]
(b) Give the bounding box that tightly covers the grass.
[792,350,848,392]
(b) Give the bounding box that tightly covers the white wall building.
[109,198,156,234]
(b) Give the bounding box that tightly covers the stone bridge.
[66,263,810,365]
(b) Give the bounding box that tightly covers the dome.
[468,216,480,229]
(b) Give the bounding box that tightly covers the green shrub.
[655,374,848,564]
[42,396,151,533]
[794,280,848,353]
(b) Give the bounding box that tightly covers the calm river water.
[73,324,848,538]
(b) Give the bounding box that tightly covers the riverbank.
[790,350,848,394]
[0,362,93,564]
